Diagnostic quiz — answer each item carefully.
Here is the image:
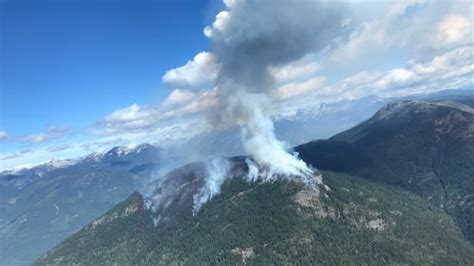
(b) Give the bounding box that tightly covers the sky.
[0,0,473,170]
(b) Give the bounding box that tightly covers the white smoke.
[245,157,322,191]
[192,157,230,215]
[204,0,345,178]
[151,0,346,218]
[192,157,322,216]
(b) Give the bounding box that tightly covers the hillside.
[36,161,474,265]
[296,99,474,242]
[0,144,161,266]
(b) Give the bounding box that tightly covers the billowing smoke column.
[149,0,346,217]
[205,0,343,178]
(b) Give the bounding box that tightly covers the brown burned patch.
[293,188,337,219]
[294,189,319,208]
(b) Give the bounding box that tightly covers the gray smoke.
[147,0,346,218]
[205,0,345,177]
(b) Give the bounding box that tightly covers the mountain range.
[0,144,161,265]
[34,96,474,264]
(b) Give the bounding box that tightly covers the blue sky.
[2,0,214,135]
[0,0,472,170]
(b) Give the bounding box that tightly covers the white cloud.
[162,52,218,91]
[160,89,197,109]
[274,45,473,118]
[89,87,220,137]
[375,68,419,90]
[328,0,473,66]
[273,77,325,100]
[23,126,70,143]
[375,46,474,91]
[105,104,155,127]
[160,88,219,119]
[435,14,472,46]
[88,104,159,136]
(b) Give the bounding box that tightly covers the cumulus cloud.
[160,88,219,119]
[160,89,197,109]
[353,46,470,98]
[328,0,473,66]
[271,44,473,120]
[23,126,71,143]
[89,88,219,137]
[374,46,474,92]
[88,104,160,136]
[272,77,326,100]
[328,0,424,64]
[162,52,218,91]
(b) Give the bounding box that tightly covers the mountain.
[296,99,474,242]
[35,97,474,265]
[35,159,474,265]
[0,144,161,266]
[9,94,474,264]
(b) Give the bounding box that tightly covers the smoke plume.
[192,157,230,215]
[147,0,346,218]
[205,0,344,177]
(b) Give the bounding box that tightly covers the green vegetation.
[35,100,474,265]
[296,100,474,243]
[36,172,474,265]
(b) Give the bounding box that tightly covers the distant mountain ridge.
[0,143,161,266]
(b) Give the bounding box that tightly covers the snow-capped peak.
[42,159,78,169]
